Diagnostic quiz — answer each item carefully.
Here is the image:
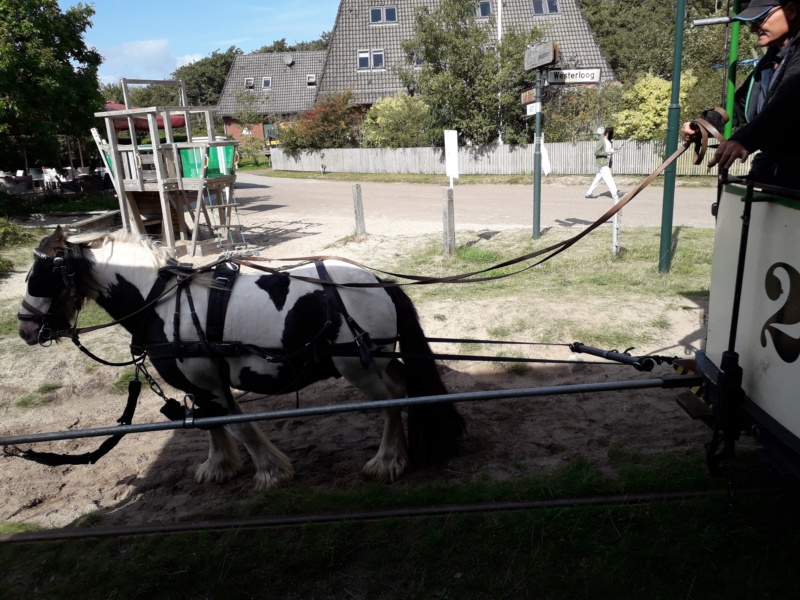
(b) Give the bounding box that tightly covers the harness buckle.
[182,394,197,429]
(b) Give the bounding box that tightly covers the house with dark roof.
[216,1,614,141]
[317,0,615,106]
[216,51,327,141]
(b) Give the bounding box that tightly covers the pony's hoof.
[195,457,243,484]
[253,466,294,491]
[361,455,407,483]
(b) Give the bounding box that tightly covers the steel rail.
[0,488,735,545]
[0,375,702,447]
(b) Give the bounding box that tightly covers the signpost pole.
[659,0,686,273]
[533,69,542,239]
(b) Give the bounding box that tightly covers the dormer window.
[532,0,560,15]
[357,49,385,70]
[307,74,317,86]
[262,77,271,89]
[244,77,254,89]
[370,6,397,24]
[477,1,491,18]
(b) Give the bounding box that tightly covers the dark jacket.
[730,31,800,188]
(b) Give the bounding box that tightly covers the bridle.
[17,247,81,346]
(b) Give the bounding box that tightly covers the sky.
[57,1,340,84]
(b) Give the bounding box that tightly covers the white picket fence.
[272,141,752,177]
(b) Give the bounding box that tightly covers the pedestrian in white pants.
[585,127,620,199]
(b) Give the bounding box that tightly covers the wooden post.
[612,196,621,255]
[443,188,456,254]
[352,184,366,235]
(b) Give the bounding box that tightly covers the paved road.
[230,172,718,252]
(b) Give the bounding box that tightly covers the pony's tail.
[385,285,466,465]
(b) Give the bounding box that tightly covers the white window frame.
[307,74,317,86]
[244,77,254,89]
[477,1,491,18]
[261,77,271,89]
[369,6,398,24]
[371,49,385,69]
[532,0,560,15]
[358,49,386,71]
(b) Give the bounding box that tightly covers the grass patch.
[1,452,796,599]
[383,227,712,347]
[0,522,42,535]
[111,367,138,394]
[15,382,62,408]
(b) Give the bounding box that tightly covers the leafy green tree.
[255,32,330,54]
[397,0,542,146]
[171,46,242,107]
[543,84,623,143]
[362,92,432,147]
[277,91,360,154]
[0,0,103,170]
[579,0,761,121]
[232,90,267,165]
[99,82,123,104]
[613,71,698,140]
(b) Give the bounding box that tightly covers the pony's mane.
[66,230,170,268]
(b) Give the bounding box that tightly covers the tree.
[171,46,242,107]
[277,91,360,154]
[579,0,761,119]
[232,90,266,165]
[613,72,698,140]
[397,0,542,146]
[0,0,103,170]
[543,84,623,143]
[362,92,432,147]
[255,32,330,54]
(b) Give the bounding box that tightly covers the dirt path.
[0,178,714,529]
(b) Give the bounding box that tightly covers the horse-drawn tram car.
[692,177,800,477]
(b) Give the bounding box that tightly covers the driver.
[682,0,800,188]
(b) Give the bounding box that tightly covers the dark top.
[730,31,800,188]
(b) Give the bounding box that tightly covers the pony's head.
[18,226,91,345]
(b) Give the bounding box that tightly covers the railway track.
[1,487,788,546]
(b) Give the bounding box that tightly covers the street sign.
[524,40,556,70]
[520,89,536,105]
[546,68,602,84]
[526,102,541,116]
[444,129,458,182]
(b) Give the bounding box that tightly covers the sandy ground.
[0,177,716,529]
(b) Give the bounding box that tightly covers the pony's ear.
[39,226,66,256]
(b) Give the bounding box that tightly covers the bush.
[0,217,36,276]
[362,93,432,148]
[277,91,360,154]
[0,217,31,249]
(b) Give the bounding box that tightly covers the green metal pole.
[659,0,687,273]
[725,0,742,137]
[533,69,542,239]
